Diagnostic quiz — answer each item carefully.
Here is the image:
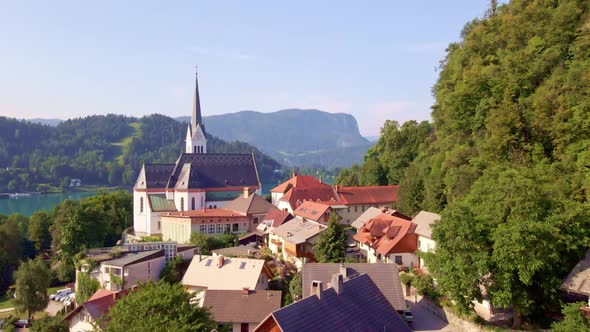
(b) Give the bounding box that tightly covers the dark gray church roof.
[256,273,410,332]
[167,153,260,190]
[141,164,176,189]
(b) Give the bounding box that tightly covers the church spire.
[191,66,203,134]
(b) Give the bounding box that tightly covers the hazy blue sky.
[1,1,494,136]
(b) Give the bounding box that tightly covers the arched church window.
[191,197,195,210]
[194,146,197,154]
[180,197,185,211]
[140,197,144,213]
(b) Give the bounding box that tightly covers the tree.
[551,302,590,332]
[159,256,182,284]
[29,211,52,252]
[0,217,27,295]
[13,259,50,318]
[189,233,211,255]
[288,272,302,302]
[76,272,100,304]
[30,316,69,332]
[101,282,215,332]
[313,213,347,263]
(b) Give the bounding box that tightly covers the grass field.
[112,122,142,165]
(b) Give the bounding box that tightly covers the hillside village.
[3,1,590,331]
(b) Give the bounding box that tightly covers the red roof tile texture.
[353,213,417,256]
[336,185,400,205]
[270,174,329,193]
[262,209,294,228]
[293,201,331,222]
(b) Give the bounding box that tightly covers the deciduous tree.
[13,259,50,318]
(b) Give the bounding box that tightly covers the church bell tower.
[186,68,207,154]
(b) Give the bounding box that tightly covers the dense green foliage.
[76,271,100,304]
[551,302,590,332]
[313,213,348,263]
[0,114,283,192]
[13,259,50,318]
[159,256,182,284]
[30,316,69,332]
[101,282,215,332]
[0,191,132,295]
[337,0,590,324]
[288,272,303,302]
[188,233,238,255]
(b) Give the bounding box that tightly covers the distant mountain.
[177,109,372,168]
[24,118,63,126]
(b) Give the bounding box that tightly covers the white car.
[50,288,72,301]
[64,293,76,306]
[56,289,73,302]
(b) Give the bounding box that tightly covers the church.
[133,71,261,236]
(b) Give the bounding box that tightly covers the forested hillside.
[337,0,590,325]
[0,114,283,192]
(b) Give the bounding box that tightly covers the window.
[140,197,144,213]
[148,262,151,275]
[193,146,197,154]
[216,224,223,233]
[200,225,206,233]
[208,225,215,233]
[157,221,160,230]
[225,224,231,233]
[180,197,185,211]
[354,206,358,212]
[253,217,259,224]
[395,255,403,265]
[191,197,195,210]
[241,323,249,332]
[418,240,422,249]
[232,223,239,232]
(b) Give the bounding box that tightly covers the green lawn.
[112,122,142,165]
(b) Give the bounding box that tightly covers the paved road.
[45,300,64,317]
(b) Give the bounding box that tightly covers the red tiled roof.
[281,187,340,210]
[336,185,400,205]
[262,208,294,228]
[88,289,115,302]
[270,174,329,193]
[293,201,331,222]
[353,213,417,256]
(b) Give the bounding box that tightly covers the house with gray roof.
[254,273,411,332]
[412,211,440,270]
[133,70,261,237]
[301,263,406,312]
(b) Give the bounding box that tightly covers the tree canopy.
[101,282,215,332]
[313,213,348,263]
[13,259,50,318]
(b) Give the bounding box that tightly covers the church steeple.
[185,67,207,154]
[191,67,204,135]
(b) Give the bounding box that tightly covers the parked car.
[14,319,33,328]
[402,310,414,323]
[50,288,72,301]
[56,289,73,302]
[64,293,76,306]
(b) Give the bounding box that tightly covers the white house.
[412,211,440,270]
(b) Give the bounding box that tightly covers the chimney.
[335,185,340,192]
[331,274,344,295]
[339,263,347,279]
[218,255,224,268]
[311,280,323,300]
[319,177,322,183]
[292,171,297,178]
[242,287,250,296]
[243,187,250,198]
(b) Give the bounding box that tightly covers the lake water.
[0,184,276,217]
[0,192,100,217]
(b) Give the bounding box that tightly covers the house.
[133,70,261,237]
[269,174,400,223]
[292,201,334,224]
[333,185,400,225]
[202,289,281,332]
[63,288,126,332]
[182,255,273,292]
[254,273,411,332]
[255,209,294,247]
[268,219,327,268]
[160,208,250,244]
[301,263,406,312]
[224,189,275,226]
[351,207,410,230]
[412,211,440,270]
[79,242,196,291]
[353,212,418,268]
[270,173,330,207]
[211,243,260,257]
